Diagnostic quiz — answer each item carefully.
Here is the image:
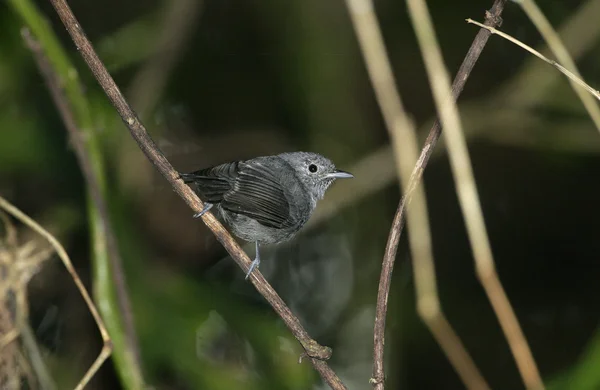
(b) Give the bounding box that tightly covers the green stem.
[8,0,144,388]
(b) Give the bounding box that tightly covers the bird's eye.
[308,164,318,173]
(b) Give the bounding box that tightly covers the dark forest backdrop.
[1,0,600,389]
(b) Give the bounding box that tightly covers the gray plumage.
[180,151,353,278]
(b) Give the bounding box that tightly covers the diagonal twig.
[513,0,600,130]
[493,0,600,107]
[45,0,346,388]
[466,18,600,102]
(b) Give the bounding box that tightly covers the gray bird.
[180,152,353,279]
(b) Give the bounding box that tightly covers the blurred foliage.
[1,0,600,389]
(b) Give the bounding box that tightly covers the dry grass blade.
[513,0,600,131]
[344,0,489,389]
[467,18,600,102]
[411,2,544,390]
[0,330,19,351]
[1,210,55,389]
[0,195,113,390]
[494,0,600,106]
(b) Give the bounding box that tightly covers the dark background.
[1,0,600,389]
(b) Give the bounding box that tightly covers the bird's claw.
[245,257,260,280]
[193,203,213,218]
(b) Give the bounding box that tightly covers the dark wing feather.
[220,161,291,229]
[180,162,238,203]
[182,159,292,229]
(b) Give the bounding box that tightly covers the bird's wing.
[181,159,292,229]
[220,160,291,229]
[180,162,238,203]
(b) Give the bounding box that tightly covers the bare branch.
[46,0,346,388]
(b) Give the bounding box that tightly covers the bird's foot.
[245,242,261,280]
[245,257,260,280]
[193,203,213,218]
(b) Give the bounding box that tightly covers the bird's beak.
[327,169,354,179]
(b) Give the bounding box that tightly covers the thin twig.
[467,18,600,102]
[361,0,507,388]
[46,0,346,388]
[493,0,600,106]
[2,199,56,389]
[516,0,600,128]
[411,1,544,389]
[21,26,145,384]
[0,195,113,390]
[344,0,490,389]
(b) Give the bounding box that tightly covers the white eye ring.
[308,164,318,173]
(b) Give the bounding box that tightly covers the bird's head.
[279,152,353,201]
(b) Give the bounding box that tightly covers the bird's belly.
[222,210,304,244]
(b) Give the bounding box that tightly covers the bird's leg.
[245,242,260,280]
[193,202,213,218]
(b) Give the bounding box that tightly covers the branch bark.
[46,0,346,388]
[372,1,508,387]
